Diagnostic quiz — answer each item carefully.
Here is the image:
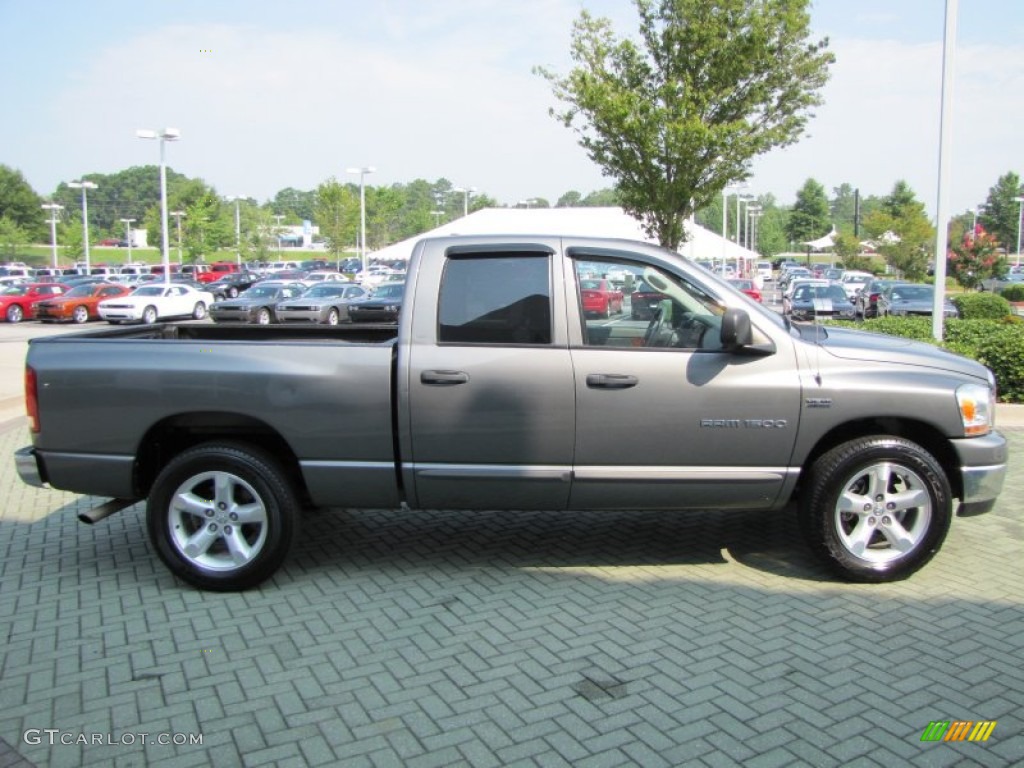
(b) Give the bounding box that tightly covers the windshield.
[64,284,96,297]
[795,285,848,302]
[1,286,27,296]
[304,284,347,298]
[891,285,933,301]
[133,286,166,296]
[243,286,281,298]
[373,284,404,299]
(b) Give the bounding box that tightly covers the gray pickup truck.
[16,235,1007,590]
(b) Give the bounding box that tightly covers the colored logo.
[921,720,996,742]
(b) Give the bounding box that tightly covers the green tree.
[0,215,30,260]
[315,179,358,260]
[581,188,620,207]
[535,0,832,249]
[557,190,583,207]
[786,178,831,244]
[863,181,934,280]
[830,183,859,235]
[833,231,873,272]
[979,171,1023,256]
[178,190,231,263]
[0,165,44,239]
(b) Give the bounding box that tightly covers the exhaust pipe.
[78,498,138,525]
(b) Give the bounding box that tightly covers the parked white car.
[99,283,214,324]
[840,270,874,300]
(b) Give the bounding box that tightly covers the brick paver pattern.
[1,422,1022,767]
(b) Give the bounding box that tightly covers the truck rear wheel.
[147,442,299,591]
[800,436,951,582]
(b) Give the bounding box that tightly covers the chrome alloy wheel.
[833,461,932,565]
[167,470,269,572]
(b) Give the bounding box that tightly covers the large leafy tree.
[786,178,831,244]
[979,171,1023,256]
[0,165,44,239]
[863,180,934,280]
[536,0,832,249]
[315,179,358,260]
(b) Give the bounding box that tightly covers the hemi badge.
[805,398,832,408]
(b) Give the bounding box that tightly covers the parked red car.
[728,278,763,303]
[580,278,624,318]
[0,282,67,323]
[34,282,133,323]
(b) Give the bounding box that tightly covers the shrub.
[999,283,1024,302]
[951,292,1011,320]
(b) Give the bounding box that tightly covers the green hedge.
[829,316,1024,402]
[951,292,1012,320]
[999,283,1024,302]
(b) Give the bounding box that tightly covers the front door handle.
[586,373,638,389]
[421,370,470,386]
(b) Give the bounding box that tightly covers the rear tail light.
[25,365,39,434]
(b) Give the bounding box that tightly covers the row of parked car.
[0,267,407,325]
[780,273,959,322]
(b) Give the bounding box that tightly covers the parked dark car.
[208,281,307,324]
[786,283,857,322]
[206,271,261,300]
[629,279,668,320]
[877,283,959,318]
[275,282,369,324]
[348,282,404,323]
[855,279,906,319]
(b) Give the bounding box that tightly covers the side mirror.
[720,307,753,350]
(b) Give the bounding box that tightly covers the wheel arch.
[133,411,309,505]
[798,417,961,500]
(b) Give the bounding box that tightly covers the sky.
[1,0,1022,219]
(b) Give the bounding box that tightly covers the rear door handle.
[421,370,470,386]
[586,374,638,389]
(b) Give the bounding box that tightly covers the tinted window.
[439,255,551,344]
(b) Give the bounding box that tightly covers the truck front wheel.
[147,442,299,591]
[800,436,951,583]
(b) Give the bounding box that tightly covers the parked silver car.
[274,282,369,324]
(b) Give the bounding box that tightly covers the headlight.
[957,383,994,436]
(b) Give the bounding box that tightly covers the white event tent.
[367,206,758,268]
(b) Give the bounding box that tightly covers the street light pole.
[67,181,98,272]
[453,186,475,217]
[136,127,181,283]
[41,204,63,269]
[119,218,136,265]
[228,196,245,265]
[346,166,375,274]
[171,211,186,265]
[1014,196,1024,268]
[431,210,444,227]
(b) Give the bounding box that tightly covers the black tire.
[72,305,90,324]
[146,442,299,591]
[193,302,207,320]
[142,305,158,324]
[6,304,23,323]
[800,436,952,583]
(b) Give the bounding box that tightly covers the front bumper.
[951,430,1008,515]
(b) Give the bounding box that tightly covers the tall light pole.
[745,204,762,250]
[228,196,245,265]
[1015,196,1024,268]
[41,203,63,269]
[431,210,444,227]
[136,127,180,283]
[119,218,136,265]
[971,204,985,236]
[273,214,285,253]
[171,210,186,265]
[453,185,475,217]
[67,181,98,272]
[346,166,375,274]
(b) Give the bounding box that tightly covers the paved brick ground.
[1,418,1022,767]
